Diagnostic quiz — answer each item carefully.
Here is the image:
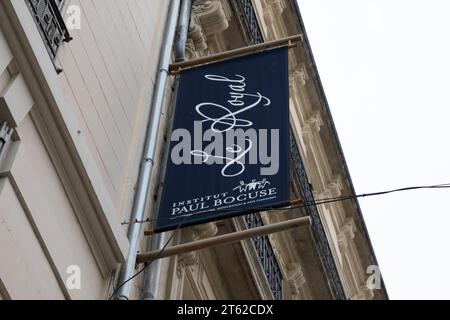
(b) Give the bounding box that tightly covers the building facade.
[0,0,387,300]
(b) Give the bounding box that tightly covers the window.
[25,0,72,71]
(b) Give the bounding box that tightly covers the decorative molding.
[267,0,287,15]
[327,177,344,198]
[188,20,207,52]
[192,0,230,36]
[263,6,275,27]
[194,222,218,239]
[187,0,232,56]
[260,0,287,40]
[176,222,218,275]
[290,64,309,87]
[177,251,200,271]
[263,0,286,21]
[340,219,357,241]
[219,0,233,21]
[337,219,356,251]
[299,112,323,144]
[352,286,375,300]
[306,112,324,133]
[286,263,306,298]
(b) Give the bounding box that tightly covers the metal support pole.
[136,216,311,264]
[169,34,303,74]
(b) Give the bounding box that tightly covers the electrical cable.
[111,182,450,299]
[120,183,450,225]
[288,183,450,210]
[168,183,450,218]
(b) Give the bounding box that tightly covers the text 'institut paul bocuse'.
[0,0,388,300]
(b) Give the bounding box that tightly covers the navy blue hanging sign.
[155,47,290,232]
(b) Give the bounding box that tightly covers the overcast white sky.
[299,0,450,299]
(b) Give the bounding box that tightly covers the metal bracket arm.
[136,216,311,264]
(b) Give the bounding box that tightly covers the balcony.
[25,0,72,61]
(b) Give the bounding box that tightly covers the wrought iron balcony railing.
[0,122,13,163]
[25,0,72,61]
[290,132,346,300]
[231,0,264,44]
[244,214,283,300]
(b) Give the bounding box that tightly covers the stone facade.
[0,0,387,300]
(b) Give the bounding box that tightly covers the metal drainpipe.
[174,0,192,63]
[114,0,181,300]
[142,0,192,301]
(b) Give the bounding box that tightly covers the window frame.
[25,0,72,72]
